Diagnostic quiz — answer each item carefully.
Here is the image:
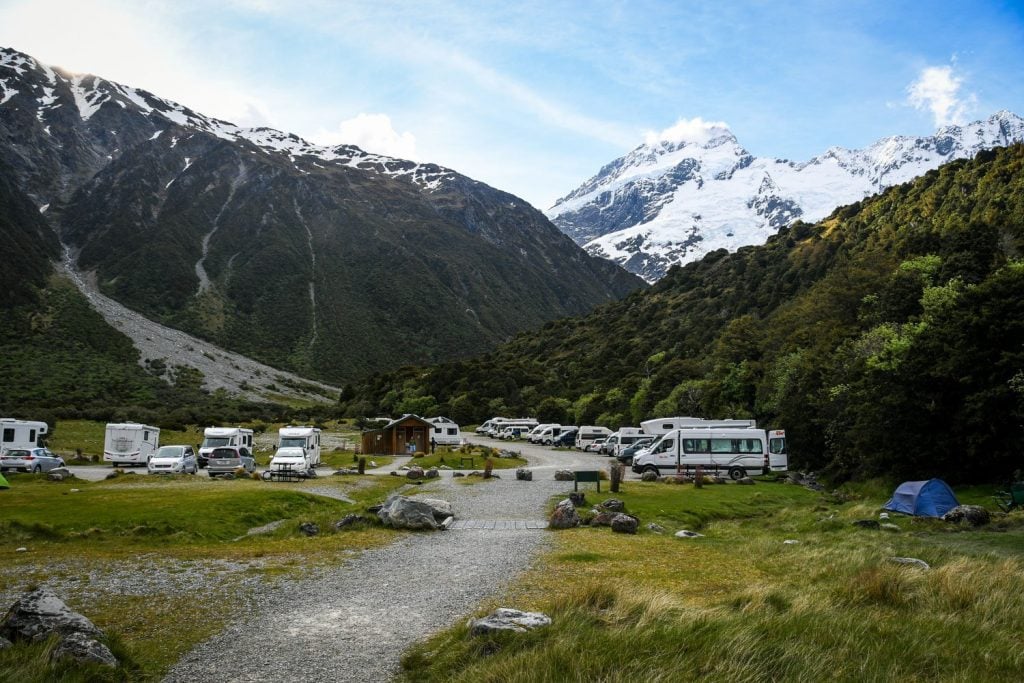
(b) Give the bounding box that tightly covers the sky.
[1,0,1022,210]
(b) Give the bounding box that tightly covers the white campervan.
[575,426,612,450]
[476,418,510,435]
[640,417,757,435]
[0,418,48,454]
[427,416,463,446]
[198,426,255,468]
[104,423,160,466]
[604,427,646,457]
[631,427,788,480]
[526,423,558,443]
[278,426,322,467]
[497,420,538,440]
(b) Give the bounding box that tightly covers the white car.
[1,447,65,473]
[147,445,199,475]
[269,446,310,474]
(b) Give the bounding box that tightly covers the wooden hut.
[361,414,434,455]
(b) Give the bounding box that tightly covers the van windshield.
[155,446,185,458]
[280,438,307,448]
[203,437,230,447]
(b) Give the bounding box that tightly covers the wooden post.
[358,457,366,475]
[484,458,494,479]
[695,464,703,488]
[610,463,622,493]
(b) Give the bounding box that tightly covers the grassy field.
[401,480,1024,682]
[0,473,407,681]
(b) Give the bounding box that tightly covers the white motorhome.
[278,426,322,467]
[575,426,612,450]
[476,418,510,435]
[0,418,48,454]
[631,427,788,480]
[526,423,559,443]
[427,416,463,446]
[604,427,646,457]
[198,426,255,467]
[104,423,160,466]
[497,420,539,440]
[640,417,757,435]
[537,425,576,446]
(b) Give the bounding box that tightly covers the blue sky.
[1,0,1022,209]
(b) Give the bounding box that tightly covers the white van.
[427,417,463,446]
[198,427,255,468]
[0,418,48,454]
[497,421,537,440]
[640,417,757,435]
[575,426,612,450]
[477,417,510,435]
[526,424,559,443]
[631,427,788,480]
[604,428,646,457]
[104,423,160,466]
[278,426,322,467]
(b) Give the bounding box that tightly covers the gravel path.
[165,459,572,683]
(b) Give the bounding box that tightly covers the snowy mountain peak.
[548,111,1024,282]
[0,46,456,192]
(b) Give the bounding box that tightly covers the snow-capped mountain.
[547,112,1024,282]
[0,46,642,384]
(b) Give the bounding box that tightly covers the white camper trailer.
[104,423,160,466]
[426,417,463,446]
[640,417,757,435]
[278,426,322,467]
[0,418,48,454]
[198,427,255,468]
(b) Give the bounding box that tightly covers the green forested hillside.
[343,145,1024,483]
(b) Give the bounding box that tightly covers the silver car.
[147,445,199,475]
[0,447,65,473]
[207,446,256,477]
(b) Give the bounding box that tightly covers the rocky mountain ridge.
[547,111,1024,281]
[0,47,644,385]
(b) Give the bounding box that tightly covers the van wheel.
[644,466,659,477]
[728,467,746,481]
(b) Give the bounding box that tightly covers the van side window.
[2,428,12,443]
[29,429,36,442]
[144,430,150,441]
[683,439,709,454]
[769,438,786,454]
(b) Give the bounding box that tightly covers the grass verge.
[401,480,1024,682]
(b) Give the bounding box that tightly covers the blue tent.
[884,479,959,517]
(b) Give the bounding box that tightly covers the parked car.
[0,447,65,473]
[585,438,606,453]
[616,437,655,466]
[206,445,256,477]
[553,429,579,447]
[268,446,310,474]
[147,445,199,475]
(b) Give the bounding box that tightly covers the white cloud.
[644,117,731,146]
[906,65,977,128]
[313,113,418,159]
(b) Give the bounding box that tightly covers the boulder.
[0,588,104,642]
[880,523,902,532]
[554,470,575,482]
[568,492,586,507]
[425,468,440,479]
[515,468,533,481]
[334,514,370,529]
[888,557,930,570]
[737,477,755,485]
[549,499,580,530]
[852,519,880,529]
[600,498,625,512]
[406,466,425,481]
[332,468,359,476]
[647,523,665,534]
[48,467,72,482]
[51,630,117,668]
[417,498,454,518]
[452,472,466,478]
[783,539,800,545]
[942,505,991,527]
[298,522,320,537]
[674,530,704,539]
[610,514,639,534]
[640,470,658,482]
[589,510,616,527]
[377,495,452,530]
[0,636,11,649]
[469,608,551,636]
